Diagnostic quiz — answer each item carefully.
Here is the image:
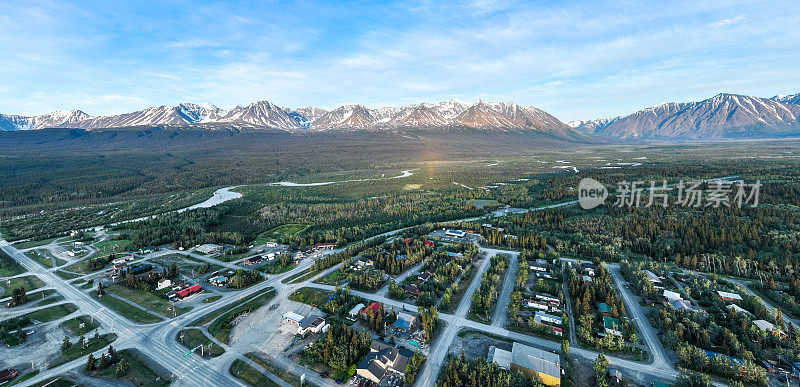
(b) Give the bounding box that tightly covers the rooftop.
[511,342,560,378]
[489,346,512,369]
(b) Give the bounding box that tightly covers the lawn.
[25,303,78,323]
[49,333,117,369]
[254,223,308,244]
[35,294,64,307]
[55,270,82,279]
[11,237,62,250]
[260,261,296,275]
[230,359,279,387]
[30,377,76,387]
[288,287,333,309]
[177,328,225,357]
[106,283,192,317]
[1,275,45,295]
[2,288,55,308]
[190,287,276,327]
[206,289,276,344]
[151,253,223,278]
[93,293,163,324]
[314,269,349,286]
[284,268,322,284]
[246,353,302,387]
[96,348,171,386]
[60,315,99,336]
[203,295,222,303]
[0,249,26,277]
[27,249,65,268]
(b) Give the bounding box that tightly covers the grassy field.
[25,303,78,323]
[1,275,45,294]
[93,293,163,324]
[49,333,117,369]
[3,288,56,308]
[190,287,276,327]
[55,270,82,279]
[205,289,276,344]
[177,328,225,357]
[11,237,62,250]
[7,370,39,386]
[254,223,309,244]
[106,283,192,317]
[246,353,302,387]
[30,377,76,387]
[0,249,26,277]
[203,295,222,303]
[60,315,99,336]
[27,249,65,268]
[288,287,332,309]
[314,269,348,286]
[152,253,223,278]
[285,268,322,284]
[230,359,279,387]
[95,348,171,386]
[35,294,64,307]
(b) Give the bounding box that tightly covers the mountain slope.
[0,110,91,131]
[2,98,579,137]
[590,93,800,139]
[772,93,800,105]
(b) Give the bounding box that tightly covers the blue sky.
[1,0,799,121]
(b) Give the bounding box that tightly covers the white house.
[349,303,366,318]
[663,290,682,301]
[298,315,328,335]
[156,278,172,290]
[534,311,562,326]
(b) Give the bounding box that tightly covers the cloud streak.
[0,0,798,121]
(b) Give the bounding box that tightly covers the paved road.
[10,197,673,387]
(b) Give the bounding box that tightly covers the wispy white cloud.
[712,15,746,26]
[0,1,798,122]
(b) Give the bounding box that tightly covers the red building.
[177,284,202,299]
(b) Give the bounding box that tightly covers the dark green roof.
[597,303,612,314]
[603,316,621,330]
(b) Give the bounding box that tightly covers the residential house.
[754,320,786,337]
[395,312,416,333]
[156,278,172,290]
[717,291,743,302]
[668,299,693,312]
[209,276,228,286]
[663,290,682,302]
[597,303,613,316]
[349,303,366,318]
[534,311,562,326]
[726,304,754,317]
[527,299,550,311]
[603,316,622,337]
[361,302,382,317]
[356,340,413,384]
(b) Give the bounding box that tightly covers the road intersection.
[0,197,728,386]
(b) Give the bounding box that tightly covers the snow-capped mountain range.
[572,93,800,139]
[0,99,575,135]
[4,92,800,140]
